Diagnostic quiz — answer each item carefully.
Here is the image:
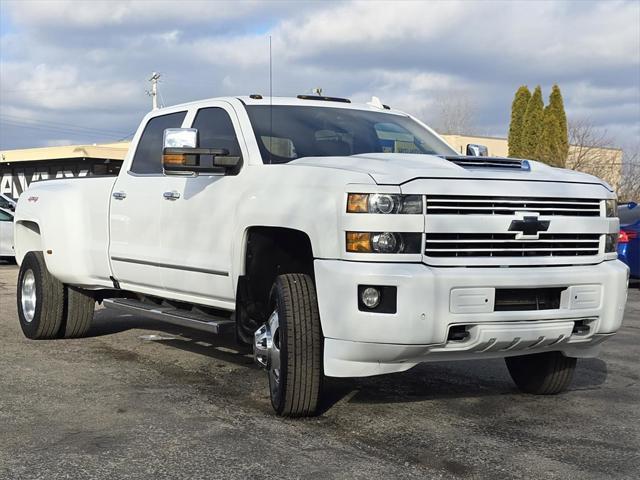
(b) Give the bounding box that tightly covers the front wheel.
[505,351,577,395]
[254,274,323,417]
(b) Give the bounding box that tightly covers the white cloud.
[1,0,638,149]
[7,0,269,28]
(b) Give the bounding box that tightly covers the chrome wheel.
[21,269,36,323]
[254,310,282,389]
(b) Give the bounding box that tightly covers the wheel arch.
[14,220,42,265]
[235,226,316,338]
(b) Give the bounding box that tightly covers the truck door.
[109,110,187,292]
[159,104,243,308]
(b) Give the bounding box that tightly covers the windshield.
[245,105,456,164]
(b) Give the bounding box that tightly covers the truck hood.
[290,153,612,190]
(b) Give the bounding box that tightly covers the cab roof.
[165,95,405,115]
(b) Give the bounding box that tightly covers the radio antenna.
[269,35,273,165]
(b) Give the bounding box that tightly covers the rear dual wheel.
[17,252,95,340]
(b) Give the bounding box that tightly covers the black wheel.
[17,251,64,339]
[505,351,577,395]
[62,286,95,338]
[255,274,323,417]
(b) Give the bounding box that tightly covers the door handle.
[112,191,127,200]
[163,191,181,200]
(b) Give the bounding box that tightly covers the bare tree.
[618,145,640,203]
[429,91,477,135]
[566,118,623,192]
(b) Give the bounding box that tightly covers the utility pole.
[147,72,161,110]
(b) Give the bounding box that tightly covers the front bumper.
[314,259,629,377]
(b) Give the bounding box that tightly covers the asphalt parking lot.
[0,262,638,480]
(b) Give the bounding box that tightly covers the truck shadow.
[90,309,610,412]
[89,308,255,367]
[318,357,608,413]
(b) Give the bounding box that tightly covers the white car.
[0,193,16,212]
[0,207,15,258]
[12,95,628,417]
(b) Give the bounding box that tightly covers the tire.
[505,351,577,395]
[266,274,323,417]
[17,251,64,339]
[62,286,95,338]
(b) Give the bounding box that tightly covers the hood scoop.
[441,156,531,171]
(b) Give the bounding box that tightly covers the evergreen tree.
[508,85,531,157]
[521,85,544,159]
[536,105,563,167]
[546,84,569,165]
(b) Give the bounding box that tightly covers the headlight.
[605,199,617,217]
[346,232,421,253]
[605,233,619,253]
[347,193,423,214]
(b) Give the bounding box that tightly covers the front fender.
[229,164,373,292]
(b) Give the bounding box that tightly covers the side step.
[103,298,235,335]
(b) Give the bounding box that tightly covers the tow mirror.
[162,128,241,175]
[466,144,489,157]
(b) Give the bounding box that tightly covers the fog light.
[361,287,381,309]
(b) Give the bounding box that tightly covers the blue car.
[618,202,640,278]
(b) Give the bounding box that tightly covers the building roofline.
[442,133,623,153]
[1,142,130,163]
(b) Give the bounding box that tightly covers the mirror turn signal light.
[163,153,188,166]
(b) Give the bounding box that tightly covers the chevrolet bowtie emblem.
[508,213,550,239]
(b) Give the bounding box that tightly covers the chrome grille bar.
[425,233,601,258]
[426,195,601,217]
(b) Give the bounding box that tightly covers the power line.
[0,119,130,140]
[0,86,82,94]
[0,114,130,136]
[115,131,137,142]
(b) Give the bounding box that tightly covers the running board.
[103,298,235,335]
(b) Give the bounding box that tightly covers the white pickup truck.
[14,95,628,417]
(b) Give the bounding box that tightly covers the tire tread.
[505,351,577,395]
[63,286,95,338]
[17,252,64,339]
[273,273,322,417]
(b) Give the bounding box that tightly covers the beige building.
[0,134,623,199]
[442,134,623,190]
[0,142,128,199]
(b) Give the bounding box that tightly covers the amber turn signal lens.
[346,232,372,252]
[347,193,369,213]
[163,154,187,166]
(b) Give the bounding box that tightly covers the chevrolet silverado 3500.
[14,95,628,417]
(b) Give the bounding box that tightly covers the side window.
[131,111,187,174]
[192,108,241,157]
[0,210,13,222]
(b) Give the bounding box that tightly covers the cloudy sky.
[1,0,639,151]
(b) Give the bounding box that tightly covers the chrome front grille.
[424,233,601,258]
[426,196,601,217]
